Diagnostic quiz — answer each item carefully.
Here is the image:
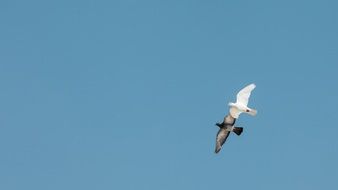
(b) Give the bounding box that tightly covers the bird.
[214,83,257,153]
[229,83,257,119]
[215,114,243,153]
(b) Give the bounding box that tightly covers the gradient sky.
[1,0,338,189]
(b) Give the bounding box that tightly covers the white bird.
[229,83,257,119]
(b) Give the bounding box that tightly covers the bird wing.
[229,106,242,119]
[223,114,236,125]
[215,128,230,153]
[236,83,256,106]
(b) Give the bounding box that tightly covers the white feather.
[228,83,257,118]
[229,106,241,119]
[236,83,256,106]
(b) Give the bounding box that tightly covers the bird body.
[229,83,257,118]
[215,114,243,153]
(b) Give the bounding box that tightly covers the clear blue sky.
[1,0,337,189]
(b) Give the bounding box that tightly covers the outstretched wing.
[215,128,230,153]
[236,83,256,106]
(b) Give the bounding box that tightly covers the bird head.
[215,123,222,127]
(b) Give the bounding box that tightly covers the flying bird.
[215,114,243,153]
[229,83,257,119]
[214,83,257,153]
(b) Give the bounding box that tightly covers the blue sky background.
[1,0,338,189]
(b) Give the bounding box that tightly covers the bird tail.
[247,109,257,116]
[215,146,221,154]
[232,127,243,136]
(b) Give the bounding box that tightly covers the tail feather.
[215,146,221,154]
[233,127,243,136]
[247,109,257,116]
